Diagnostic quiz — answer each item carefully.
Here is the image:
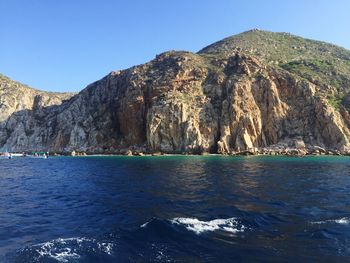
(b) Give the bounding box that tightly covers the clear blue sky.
[1,0,349,92]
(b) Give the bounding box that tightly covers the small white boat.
[10,153,24,157]
[1,152,49,159]
[0,152,12,159]
[28,152,49,159]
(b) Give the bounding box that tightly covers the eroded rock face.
[0,74,74,150]
[1,51,350,153]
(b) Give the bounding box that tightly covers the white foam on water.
[170,217,246,234]
[334,218,350,224]
[97,242,114,255]
[31,237,115,262]
[140,221,149,228]
[311,217,350,225]
[35,240,81,262]
[50,248,80,263]
[151,243,173,263]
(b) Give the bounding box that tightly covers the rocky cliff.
[2,30,350,154]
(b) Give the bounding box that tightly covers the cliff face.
[0,74,74,151]
[2,30,350,154]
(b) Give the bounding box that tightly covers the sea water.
[1,155,350,262]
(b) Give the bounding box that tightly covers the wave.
[14,237,115,263]
[310,217,350,225]
[170,217,246,234]
[8,217,246,262]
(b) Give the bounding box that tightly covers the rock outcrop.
[1,30,350,154]
[0,74,74,151]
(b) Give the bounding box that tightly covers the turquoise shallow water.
[1,155,350,262]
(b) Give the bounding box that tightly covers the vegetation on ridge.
[199,29,350,110]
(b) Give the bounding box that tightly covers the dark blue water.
[1,156,350,262]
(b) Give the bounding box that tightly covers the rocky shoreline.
[56,138,350,157]
[41,151,350,157]
[1,138,348,157]
[28,146,350,157]
[1,150,347,157]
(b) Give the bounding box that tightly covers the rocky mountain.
[0,74,74,151]
[2,29,350,155]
